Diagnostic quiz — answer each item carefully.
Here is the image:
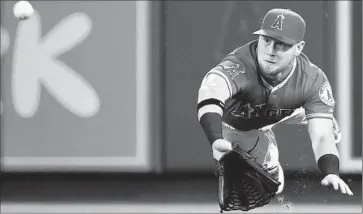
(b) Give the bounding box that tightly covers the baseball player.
[197,8,353,196]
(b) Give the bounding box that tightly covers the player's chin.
[262,68,280,77]
[261,64,279,75]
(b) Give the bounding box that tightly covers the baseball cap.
[253,8,306,45]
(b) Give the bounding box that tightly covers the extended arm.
[307,118,353,195]
[197,58,248,160]
[197,71,230,145]
[197,70,234,160]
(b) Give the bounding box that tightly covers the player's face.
[257,35,297,76]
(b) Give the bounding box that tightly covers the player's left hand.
[321,174,353,195]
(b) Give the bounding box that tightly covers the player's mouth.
[265,60,276,64]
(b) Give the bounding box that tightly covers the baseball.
[13,1,34,20]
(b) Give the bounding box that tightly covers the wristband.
[317,154,340,177]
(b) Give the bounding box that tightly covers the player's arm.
[304,74,353,195]
[307,117,339,175]
[307,116,352,195]
[197,58,247,160]
[197,70,231,145]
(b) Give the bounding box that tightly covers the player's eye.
[275,43,284,49]
[276,42,292,51]
[263,36,271,43]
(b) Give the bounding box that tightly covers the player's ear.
[294,41,305,56]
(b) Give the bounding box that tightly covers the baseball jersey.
[210,40,335,131]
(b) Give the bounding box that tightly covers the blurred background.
[1,1,361,213]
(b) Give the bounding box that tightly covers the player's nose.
[265,42,276,56]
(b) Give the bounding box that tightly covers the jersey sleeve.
[303,71,335,120]
[208,54,249,97]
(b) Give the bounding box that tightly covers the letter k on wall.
[8,11,100,118]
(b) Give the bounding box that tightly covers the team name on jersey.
[231,103,294,120]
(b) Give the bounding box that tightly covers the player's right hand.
[212,139,232,161]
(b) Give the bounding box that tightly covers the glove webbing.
[217,145,279,212]
[222,171,269,212]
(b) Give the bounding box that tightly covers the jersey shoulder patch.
[217,44,255,81]
[319,81,335,107]
[218,60,246,80]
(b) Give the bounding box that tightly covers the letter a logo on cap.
[271,14,285,30]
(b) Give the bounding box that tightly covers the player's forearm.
[308,118,340,177]
[198,112,224,146]
[197,87,226,146]
[312,133,340,176]
[312,132,339,160]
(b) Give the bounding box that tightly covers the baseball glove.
[215,143,281,212]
